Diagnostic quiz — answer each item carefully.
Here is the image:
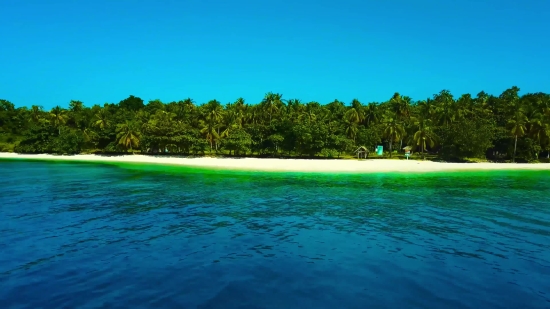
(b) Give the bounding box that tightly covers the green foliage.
[439,117,496,161]
[223,128,252,155]
[14,124,83,154]
[356,126,382,151]
[116,121,140,152]
[53,127,85,154]
[320,148,338,158]
[119,95,145,111]
[2,88,550,162]
[14,123,58,153]
[512,137,541,162]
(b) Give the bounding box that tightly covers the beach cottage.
[355,146,369,159]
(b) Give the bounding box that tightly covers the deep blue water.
[1,160,550,309]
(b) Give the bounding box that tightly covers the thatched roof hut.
[355,146,369,159]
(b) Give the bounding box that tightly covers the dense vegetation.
[1,86,549,162]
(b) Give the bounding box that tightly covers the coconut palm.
[116,121,140,153]
[345,108,360,124]
[50,106,67,126]
[262,92,283,124]
[389,93,412,149]
[221,108,241,138]
[412,117,436,159]
[69,100,84,113]
[200,113,220,152]
[350,99,365,123]
[507,110,528,162]
[364,103,380,126]
[382,111,405,158]
[50,106,68,133]
[30,105,43,123]
[433,90,455,128]
[343,119,358,142]
[299,102,319,123]
[94,109,111,130]
[389,93,411,121]
[416,99,435,119]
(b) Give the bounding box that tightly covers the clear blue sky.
[1,0,549,109]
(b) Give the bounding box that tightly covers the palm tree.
[202,100,223,149]
[286,99,303,123]
[364,103,380,126]
[350,99,365,123]
[299,102,319,123]
[526,109,549,160]
[50,106,68,133]
[507,110,528,162]
[382,111,405,158]
[433,90,455,128]
[299,110,316,123]
[30,105,43,123]
[94,109,111,130]
[233,98,246,126]
[389,93,411,120]
[455,94,473,120]
[343,119,358,141]
[343,108,361,142]
[116,121,140,153]
[416,99,435,119]
[345,108,360,124]
[540,121,550,158]
[221,108,241,138]
[200,113,220,152]
[246,105,261,126]
[262,92,283,124]
[389,93,412,149]
[69,100,84,113]
[412,117,436,159]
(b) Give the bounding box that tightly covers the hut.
[403,146,412,159]
[355,146,369,159]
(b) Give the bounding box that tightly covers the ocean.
[1,159,549,309]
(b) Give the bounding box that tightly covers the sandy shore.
[1,152,550,173]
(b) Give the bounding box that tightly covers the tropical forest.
[1,86,549,162]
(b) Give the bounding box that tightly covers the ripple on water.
[0,160,550,308]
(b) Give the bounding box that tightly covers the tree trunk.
[389,141,393,158]
[422,140,426,160]
[513,135,518,162]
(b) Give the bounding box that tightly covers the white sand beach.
[1,152,550,173]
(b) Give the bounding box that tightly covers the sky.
[1,0,549,109]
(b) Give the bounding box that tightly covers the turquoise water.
[1,160,550,309]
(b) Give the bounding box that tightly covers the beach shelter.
[355,146,369,159]
[403,146,412,159]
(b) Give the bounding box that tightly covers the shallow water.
[1,160,549,309]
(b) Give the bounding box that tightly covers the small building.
[355,146,369,159]
[403,146,412,159]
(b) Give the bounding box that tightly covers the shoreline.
[1,152,550,173]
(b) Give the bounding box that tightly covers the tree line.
[1,86,549,162]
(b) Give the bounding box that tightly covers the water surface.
[1,160,549,308]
